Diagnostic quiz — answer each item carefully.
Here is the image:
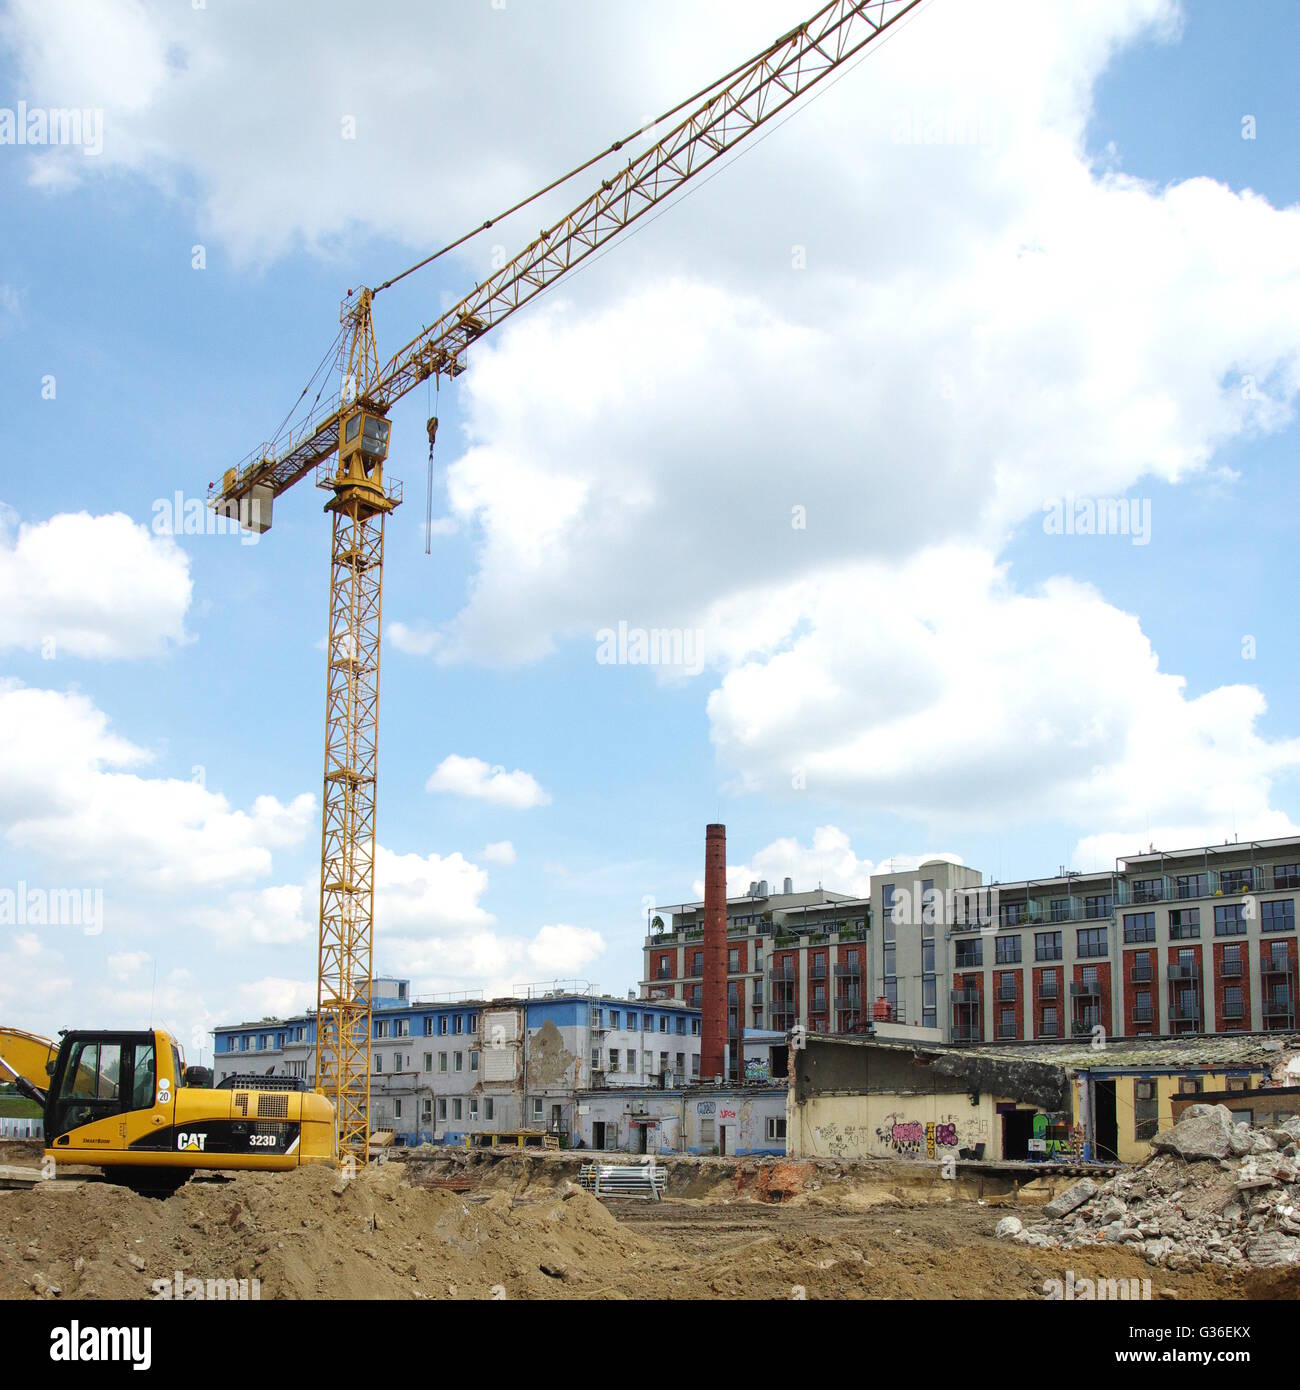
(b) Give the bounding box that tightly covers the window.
[954,939,982,969]
[1000,901,1026,927]
[438,1053,447,1073]
[374,1020,388,1039]
[454,1015,464,1035]
[471,1050,479,1072]
[396,1018,410,1038]
[469,1098,479,1121]
[999,1007,1016,1039]
[766,1115,787,1141]
[1132,877,1163,903]
[691,1018,700,1036]
[374,1054,383,1073]
[453,1099,462,1121]
[1222,985,1244,1021]
[1134,990,1152,1024]
[394,1098,402,1119]
[129,1042,156,1111]
[423,1017,433,1036]
[1134,1080,1158,1141]
[1169,907,1200,939]
[921,878,936,929]
[533,1098,544,1122]
[659,1015,668,1034]
[438,1017,448,1036]
[728,948,740,973]
[626,1013,637,1031]
[1050,898,1070,923]
[1220,869,1253,895]
[1175,873,1208,900]
[1263,900,1295,933]
[485,1098,495,1121]
[437,1098,447,1121]
[1178,1077,1203,1096]
[1077,926,1107,958]
[422,1052,432,1072]
[922,940,935,973]
[1040,1006,1058,1037]
[1123,912,1156,944]
[1035,931,1063,962]
[1085,894,1113,920]
[454,1052,463,1072]
[995,935,1022,964]
[1214,904,1247,937]
[1273,863,1300,890]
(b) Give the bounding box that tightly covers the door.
[592,1121,606,1150]
[50,1033,172,1151]
[718,1123,728,1156]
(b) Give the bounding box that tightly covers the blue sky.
[2,0,1300,1057]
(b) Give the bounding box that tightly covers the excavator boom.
[0,1026,56,1104]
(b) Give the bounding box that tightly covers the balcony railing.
[834,963,862,979]
[950,987,979,1004]
[1261,956,1293,977]
[1133,1005,1154,1023]
[951,1026,982,1043]
[1220,957,1243,978]
[1069,981,1100,997]
[1168,963,1200,981]
[1129,964,1153,984]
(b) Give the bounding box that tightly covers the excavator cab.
[45,1030,178,1149]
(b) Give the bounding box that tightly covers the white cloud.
[480,840,516,866]
[0,509,192,659]
[373,845,496,939]
[0,681,314,890]
[425,754,551,810]
[704,548,1300,847]
[388,621,441,657]
[234,976,316,1023]
[526,924,606,976]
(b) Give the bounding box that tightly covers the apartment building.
[212,979,702,1146]
[875,839,1300,1044]
[642,880,870,1063]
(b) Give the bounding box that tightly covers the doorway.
[592,1121,606,1151]
[1001,1108,1034,1162]
[1094,1078,1119,1161]
[634,1123,648,1155]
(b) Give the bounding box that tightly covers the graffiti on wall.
[875,1113,962,1157]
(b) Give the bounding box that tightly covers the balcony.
[1037,1022,1060,1038]
[809,964,828,981]
[1261,956,1293,978]
[1039,979,1060,1000]
[1220,956,1243,979]
[1071,1018,1096,1036]
[1168,963,1200,982]
[951,1026,982,1044]
[1133,1005,1154,1024]
[834,962,862,979]
[1169,1003,1201,1024]
[950,987,979,1004]
[1069,981,1100,997]
[1129,963,1153,984]
[997,982,1017,1003]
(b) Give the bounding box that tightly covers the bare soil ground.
[0,1145,1291,1300]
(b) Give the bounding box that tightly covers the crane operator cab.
[340,408,391,475]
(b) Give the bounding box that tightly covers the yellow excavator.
[0,1026,335,1189]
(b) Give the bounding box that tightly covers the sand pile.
[0,1161,657,1300]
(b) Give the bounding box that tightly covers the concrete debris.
[1013,1108,1300,1271]
[1041,1178,1097,1219]
[1149,1103,1234,1161]
[994,1216,1022,1240]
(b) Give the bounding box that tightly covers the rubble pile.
[996,1105,1300,1271]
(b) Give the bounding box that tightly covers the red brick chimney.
[701,823,728,1081]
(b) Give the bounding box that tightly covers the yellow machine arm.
[212,0,923,513]
[0,1026,57,1102]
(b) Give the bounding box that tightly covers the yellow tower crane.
[211,0,923,1166]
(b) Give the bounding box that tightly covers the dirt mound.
[0,1163,658,1300]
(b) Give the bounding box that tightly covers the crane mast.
[213,0,922,1166]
